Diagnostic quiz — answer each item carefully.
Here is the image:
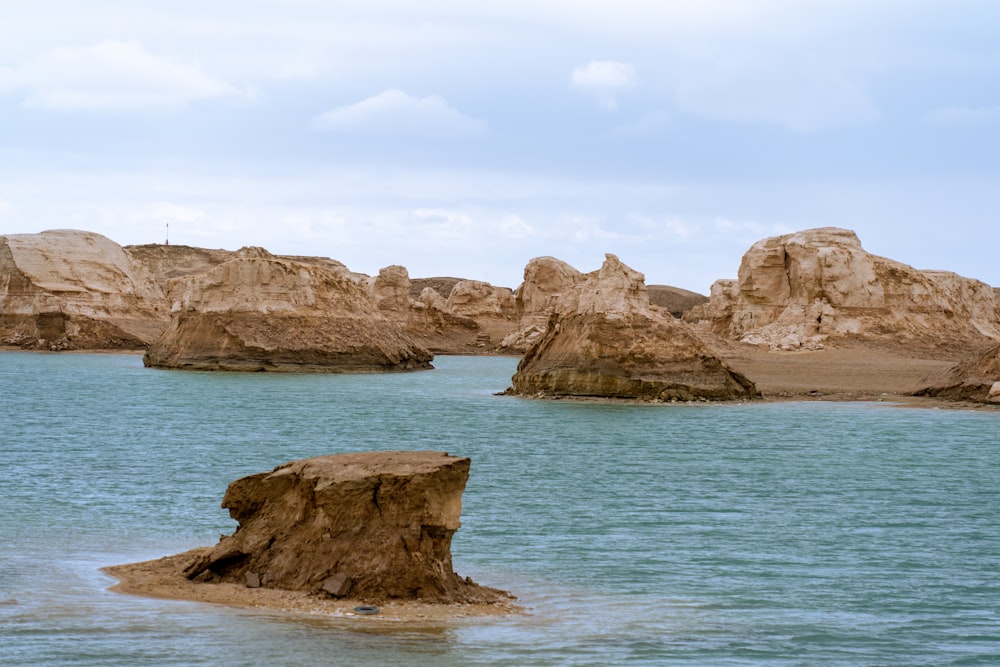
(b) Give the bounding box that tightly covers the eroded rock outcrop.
[914,343,1000,403]
[505,254,759,401]
[499,257,583,352]
[144,247,432,371]
[183,451,511,603]
[0,230,169,349]
[687,227,1000,352]
[368,266,482,353]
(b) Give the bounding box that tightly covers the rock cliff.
[370,265,484,353]
[913,343,1000,403]
[182,451,511,603]
[499,256,583,352]
[506,254,759,401]
[144,247,433,372]
[0,230,169,349]
[687,227,1000,352]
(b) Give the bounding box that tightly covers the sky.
[1,1,999,293]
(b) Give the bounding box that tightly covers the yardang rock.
[0,230,168,349]
[687,227,1000,352]
[505,254,759,401]
[144,247,433,372]
[182,451,511,603]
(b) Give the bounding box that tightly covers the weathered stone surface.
[124,243,236,287]
[647,284,709,318]
[1,230,169,349]
[446,280,516,319]
[506,254,759,401]
[687,227,1000,351]
[183,451,510,603]
[370,265,412,316]
[144,247,433,372]
[514,256,583,325]
[914,343,1000,403]
[498,256,583,353]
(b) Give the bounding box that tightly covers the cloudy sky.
[2,1,998,292]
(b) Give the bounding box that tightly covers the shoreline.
[5,343,996,411]
[102,549,525,623]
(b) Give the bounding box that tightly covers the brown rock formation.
[506,254,759,401]
[446,280,516,320]
[1,230,169,349]
[369,266,482,354]
[182,451,511,604]
[144,247,432,372]
[499,256,583,352]
[514,256,582,324]
[914,343,1000,403]
[124,243,236,286]
[687,227,1000,352]
[647,284,709,318]
[371,264,412,315]
[409,277,464,301]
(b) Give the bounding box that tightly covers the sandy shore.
[697,334,995,405]
[102,549,524,623]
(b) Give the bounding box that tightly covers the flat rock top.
[270,451,469,483]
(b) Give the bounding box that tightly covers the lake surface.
[1,351,998,666]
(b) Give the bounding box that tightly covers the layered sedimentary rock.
[646,284,709,318]
[370,266,481,353]
[183,451,509,603]
[914,343,1000,403]
[124,243,236,287]
[499,256,583,352]
[0,230,169,349]
[446,280,516,319]
[506,254,759,401]
[687,227,1000,351]
[144,247,432,371]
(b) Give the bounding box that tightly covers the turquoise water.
[1,351,999,666]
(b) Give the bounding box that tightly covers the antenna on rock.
[165,222,170,246]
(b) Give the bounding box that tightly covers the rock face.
[514,256,583,325]
[446,280,516,320]
[914,343,1000,403]
[183,451,509,603]
[144,247,433,372]
[0,230,169,349]
[506,254,759,401]
[499,256,583,352]
[687,227,1000,351]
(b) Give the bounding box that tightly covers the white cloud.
[0,40,237,111]
[924,105,1000,127]
[570,60,637,109]
[311,89,488,137]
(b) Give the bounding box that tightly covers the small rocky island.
[103,451,518,620]
[144,247,434,372]
[505,254,759,401]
